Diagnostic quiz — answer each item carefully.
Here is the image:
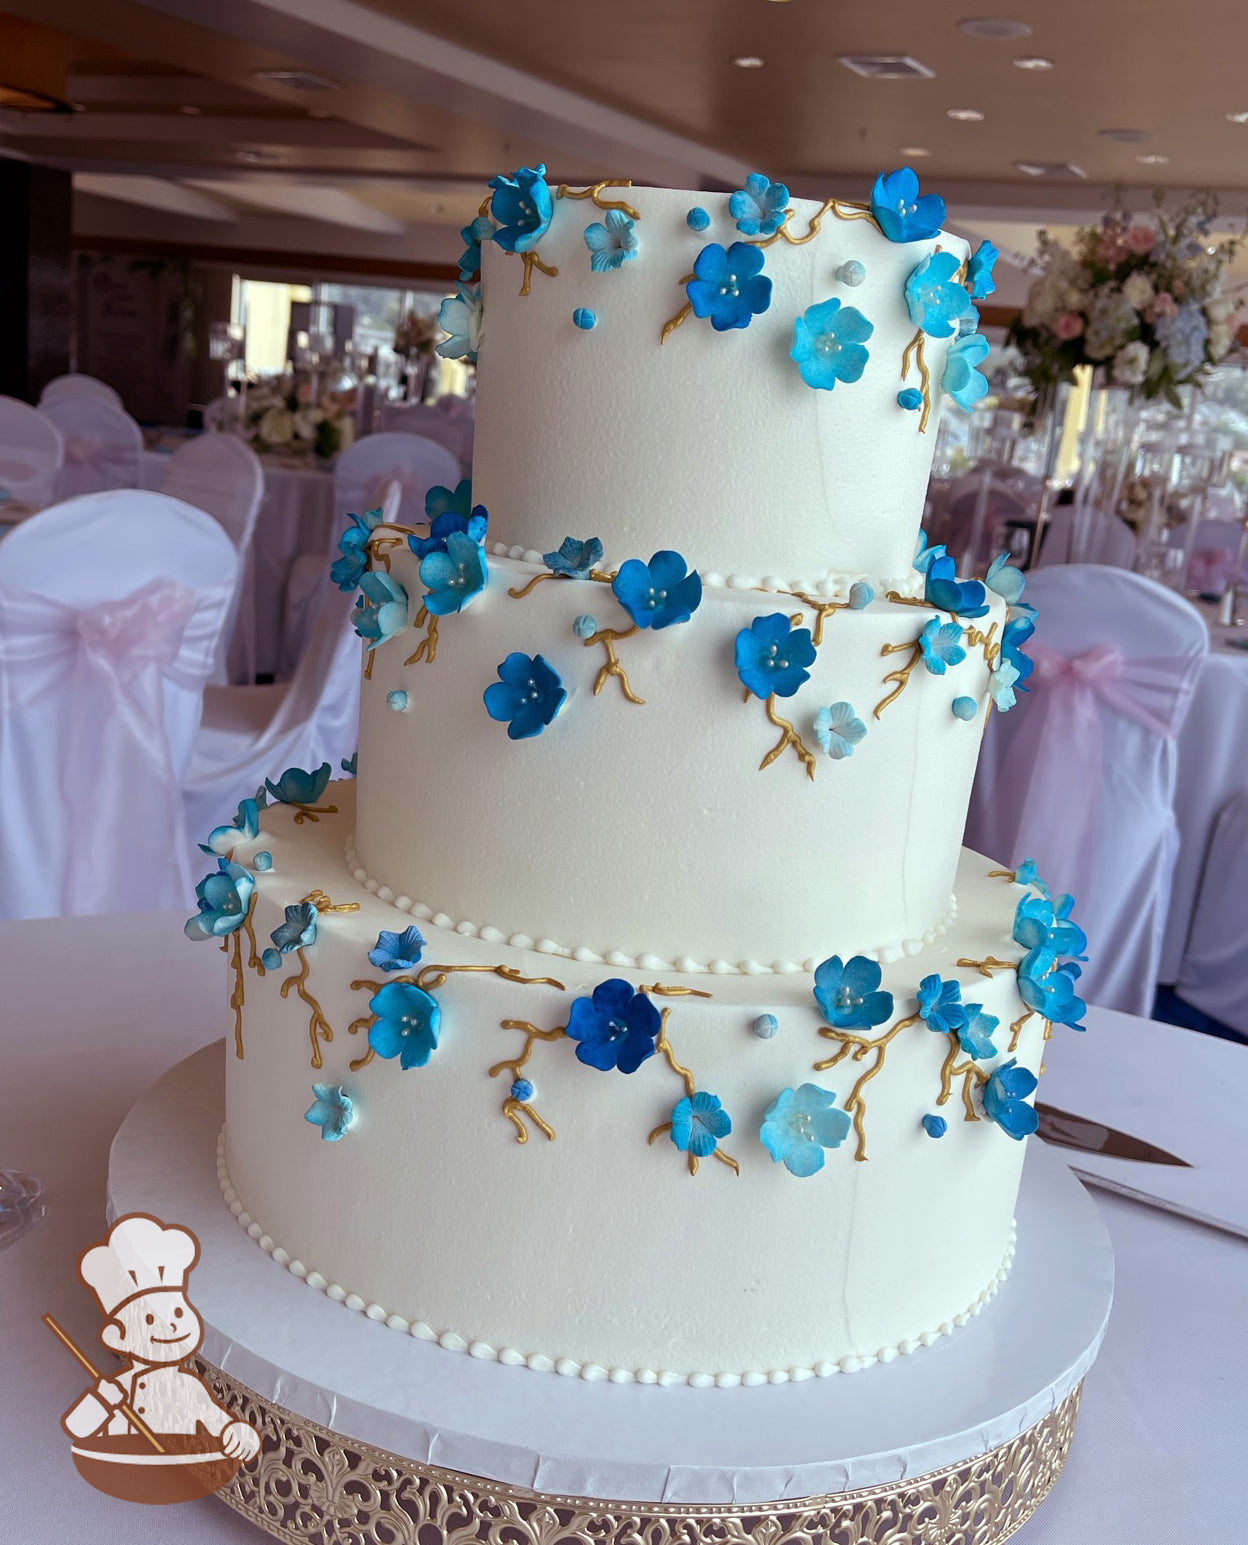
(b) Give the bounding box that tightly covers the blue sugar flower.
[352,570,410,649]
[341,752,358,777]
[425,479,473,523]
[669,1091,732,1158]
[1014,894,1087,960]
[544,536,604,578]
[735,613,816,699]
[368,925,426,973]
[968,240,999,299]
[409,506,489,560]
[271,901,318,955]
[942,332,991,411]
[387,690,409,712]
[573,613,597,639]
[958,1006,999,1060]
[899,388,925,411]
[265,763,332,808]
[813,954,893,1029]
[510,1078,534,1102]
[200,797,260,856]
[457,214,494,282]
[848,581,875,609]
[905,251,973,338]
[484,651,567,740]
[1015,857,1047,894]
[760,1084,851,1177]
[870,167,946,243]
[686,241,772,331]
[753,1013,779,1039]
[924,553,990,619]
[420,530,488,616]
[261,947,281,971]
[686,206,710,232]
[791,298,873,390]
[565,978,661,1074]
[913,529,949,576]
[922,1114,948,1139]
[254,851,272,871]
[919,617,967,675]
[729,172,790,237]
[985,551,1027,606]
[330,507,384,592]
[304,1084,354,1142]
[952,696,977,720]
[988,657,1021,713]
[185,859,254,941]
[1001,613,1036,690]
[612,550,702,630]
[983,1059,1039,1140]
[367,981,441,1070]
[917,973,968,1034]
[436,283,483,363]
[488,163,552,253]
[1018,948,1087,1030]
[814,701,867,759]
[583,209,638,271]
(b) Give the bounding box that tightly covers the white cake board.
[107,1043,1113,1509]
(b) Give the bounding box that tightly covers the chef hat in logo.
[79,1213,200,1318]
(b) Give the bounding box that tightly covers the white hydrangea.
[1111,341,1150,387]
[1121,271,1154,311]
[257,406,294,445]
[1208,322,1234,360]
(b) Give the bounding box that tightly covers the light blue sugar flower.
[261,947,281,971]
[814,701,867,759]
[544,536,603,578]
[1014,894,1087,960]
[813,954,893,1029]
[184,860,254,941]
[304,1084,355,1142]
[1014,858,1048,895]
[952,696,977,720]
[583,209,638,271]
[200,797,260,856]
[985,551,1027,605]
[367,980,441,1069]
[914,529,948,576]
[686,241,772,331]
[957,1006,999,1060]
[420,529,488,616]
[330,507,384,592]
[669,1091,732,1158]
[905,251,973,338]
[352,570,410,649]
[848,581,875,609]
[270,901,318,955]
[487,163,552,253]
[265,763,332,808]
[870,167,946,243]
[484,652,567,740]
[368,925,426,973]
[988,656,1021,712]
[456,214,494,282]
[942,332,991,411]
[729,172,790,237]
[916,973,968,1035]
[791,298,873,391]
[919,616,967,675]
[1018,948,1087,1030]
[983,1059,1039,1140]
[612,550,702,630]
[968,240,999,300]
[436,283,483,363]
[734,612,816,699]
[760,1084,851,1177]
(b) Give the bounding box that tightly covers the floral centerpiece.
[245,375,356,460]
[1008,191,1243,407]
[393,310,441,356]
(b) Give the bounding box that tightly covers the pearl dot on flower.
[686,206,710,232]
[922,1114,948,1139]
[572,308,597,331]
[951,695,978,720]
[386,690,409,712]
[752,1013,779,1040]
[253,851,273,871]
[573,613,597,639]
[836,260,866,286]
[510,1078,534,1103]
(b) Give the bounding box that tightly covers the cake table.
[106,1043,1113,1544]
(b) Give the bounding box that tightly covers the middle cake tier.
[353,547,1005,973]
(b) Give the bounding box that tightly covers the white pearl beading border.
[218,1127,1016,1389]
[343,833,958,977]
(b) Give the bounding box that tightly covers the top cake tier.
[469,176,972,588]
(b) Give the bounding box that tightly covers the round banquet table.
[141,445,336,679]
[0,909,1242,1542]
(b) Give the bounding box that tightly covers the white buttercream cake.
[193,167,1087,1387]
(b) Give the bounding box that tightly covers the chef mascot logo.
[48,1212,261,1504]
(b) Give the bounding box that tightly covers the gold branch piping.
[638,983,713,1000]
[749,199,879,250]
[965,620,1001,668]
[1008,1008,1041,1053]
[507,571,562,600]
[489,1019,567,1144]
[518,250,558,296]
[901,329,932,434]
[956,955,1017,979]
[873,639,924,719]
[759,694,816,780]
[404,606,439,667]
[784,592,850,647]
[586,623,644,704]
[413,962,566,994]
[659,276,696,345]
[555,180,641,220]
[225,931,246,1059]
[812,1010,923,1162]
[648,1008,740,1176]
[280,948,334,1069]
[883,591,937,610]
[363,652,375,681]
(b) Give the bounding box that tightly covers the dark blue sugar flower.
[919,617,967,675]
[368,981,441,1070]
[420,530,488,616]
[870,167,946,243]
[813,954,894,1029]
[200,797,260,856]
[924,553,990,619]
[943,332,991,411]
[457,214,494,281]
[669,1091,732,1158]
[914,529,949,576]
[982,1059,1039,1140]
[729,172,790,237]
[905,251,973,338]
[922,1113,947,1139]
[566,978,661,1074]
[957,1006,999,1060]
[368,926,426,973]
[410,482,488,558]
[791,299,873,390]
[968,239,999,299]
[271,902,318,955]
[266,763,332,808]
[1001,613,1036,690]
[330,507,384,592]
[544,536,604,578]
[760,1084,851,1177]
[686,241,772,331]
[612,550,702,630]
[352,571,410,649]
[304,1084,354,1142]
[1014,894,1087,960]
[484,652,567,740]
[185,860,254,941]
[583,209,639,271]
[735,613,816,699]
[917,973,968,1034]
[425,479,473,522]
[488,163,552,253]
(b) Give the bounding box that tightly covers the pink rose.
[295,381,313,404]
[1126,225,1156,255]
[1053,311,1084,340]
[1151,292,1178,318]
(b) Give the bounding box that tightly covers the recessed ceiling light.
[179,104,202,115]
[1012,55,1054,70]
[1137,153,1170,165]
[1226,111,1248,124]
[236,148,284,164]
[957,17,1032,38]
[731,55,766,68]
[1098,127,1150,143]
[947,107,985,120]
[430,202,444,214]
[253,67,339,91]
[839,54,935,79]
[1014,160,1088,179]
[901,146,932,157]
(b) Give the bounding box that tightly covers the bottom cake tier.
[213,783,1063,1387]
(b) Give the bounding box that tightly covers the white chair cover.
[161,434,265,686]
[1175,790,1248,1035]
[277,434,459,678]
[0,492,237,918]
[965,566,1208,1014]
[1186,519,1248,593]
[378,402,469,464]
[38,374,123,410]
[40,397,143,501]
[1035,506,1138,569]
[0,396,64,513]
[202,398,228,431]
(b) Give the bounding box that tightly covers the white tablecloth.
[0,910,1243,1541]
[141,447,336,678]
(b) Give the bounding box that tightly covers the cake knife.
[1035,1101,1191,1167]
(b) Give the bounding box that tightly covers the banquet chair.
[278,432,459,678]
[1173,790,1248,1038]
[0,396,64,517]
[965,565,1208,1014]
[1186,519,1246,593]
[379,401,468,463]
[1035,505,1137,570]
[942,465,1042,570]
[0,491,238,919]
[38,373,123,410]
[160,434,265,686]
[40,396,143,500]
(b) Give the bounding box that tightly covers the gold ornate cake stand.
[198,1358,1081,1545]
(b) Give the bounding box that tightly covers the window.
[234,279,313,374]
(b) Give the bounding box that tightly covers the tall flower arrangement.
[245,375,356,459]
[394,310,441,356]
[1008,192,1242,407]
